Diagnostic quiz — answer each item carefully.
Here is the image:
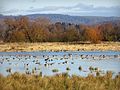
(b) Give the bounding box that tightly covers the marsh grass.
[0,72,120,90]
[52,69,59,72]
[0,42,120,52]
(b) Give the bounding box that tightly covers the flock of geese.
[0,53,120,76]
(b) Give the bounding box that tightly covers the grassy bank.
[0,42,120,52]
[0,72,120,90]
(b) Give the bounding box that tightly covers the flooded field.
[0,51,120,77]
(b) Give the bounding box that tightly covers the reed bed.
[0,42,120,52]
[0,72,120,90]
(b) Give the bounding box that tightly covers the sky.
[0,0,120,16]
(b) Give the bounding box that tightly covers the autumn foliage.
[85,27,102,43]
[0,16,120,43]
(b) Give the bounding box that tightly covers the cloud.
[26,3,120,16]
[31,0,36,2]
[1,3,120,16]
[26,3,93,12]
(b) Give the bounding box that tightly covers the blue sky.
[0,0,120,16]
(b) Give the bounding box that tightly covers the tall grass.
[0,72,120,90]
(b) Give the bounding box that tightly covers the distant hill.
[0,14,120,25]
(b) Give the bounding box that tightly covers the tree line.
[0,16,120,43]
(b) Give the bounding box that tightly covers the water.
[0,51,120,77]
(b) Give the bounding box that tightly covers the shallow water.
[0,51,120,77]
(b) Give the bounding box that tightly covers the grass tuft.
[52,69,59,72]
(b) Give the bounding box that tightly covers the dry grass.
[0,42,120,52]
[0,72,120,90]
